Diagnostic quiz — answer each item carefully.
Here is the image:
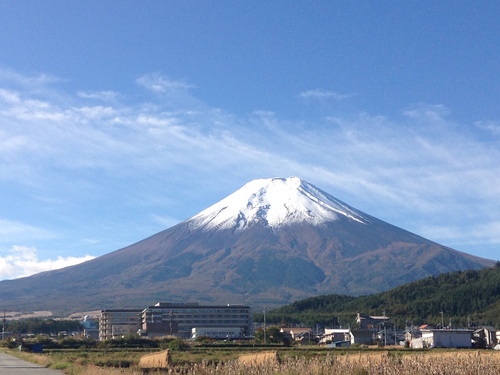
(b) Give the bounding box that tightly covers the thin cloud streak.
[136,73,195,92]
[0,220,54,242]
[475,120,500,136]
[77,90,119,101]
[299,89,350,100]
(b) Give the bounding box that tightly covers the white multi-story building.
[141,302,252,338]
[191,326,243,340]
[99,308,142,341]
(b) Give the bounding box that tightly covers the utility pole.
[382,311,386,346]
[169,310,172,336]
[440,311,444,329]
[2,310,6,341]
[384,324,387,347]
[263,308,266,344]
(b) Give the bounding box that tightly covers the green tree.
[254,326,286,344]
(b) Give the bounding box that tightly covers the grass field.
[5,346,500,375]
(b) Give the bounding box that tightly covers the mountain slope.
[0,177,494,315]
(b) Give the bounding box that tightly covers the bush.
[194,335,213,344]
[168,338,189,351]
[95,359,132,368]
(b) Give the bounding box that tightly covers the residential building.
[356,313,390,329]
[280,327,313,342]
[320,328,354,346]
[141,302,252,338]
[99,309,142,341]
[353,312,391,345]
[472,327,497,348]
[411,329,473,349]
[351,329,375,345]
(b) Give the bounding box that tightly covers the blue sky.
[1,1,499,279]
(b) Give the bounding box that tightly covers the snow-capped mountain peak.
[188,177,366,231]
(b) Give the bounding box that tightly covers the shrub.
[95,359,132,368]
[168,338,189,352]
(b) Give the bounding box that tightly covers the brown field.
[6,347,500,375]
[237,350,280,366]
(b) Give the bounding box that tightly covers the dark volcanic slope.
[0,212,493,314]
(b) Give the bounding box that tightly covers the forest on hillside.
[254,264,500,329]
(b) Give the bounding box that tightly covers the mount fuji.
[0,177,494,314]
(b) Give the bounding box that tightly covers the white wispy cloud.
[299,89,350,100]
[474,120,500,135]
[0,88,21,103]
[0,220,54,242]
[0,68,59,88]
[136,73,195,92]
[417,221,500,251]
[403,103,450,122]
[77,90,119,101]
[151,214,183,229]
[0,246,95,280]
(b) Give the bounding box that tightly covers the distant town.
[3,301,499,351]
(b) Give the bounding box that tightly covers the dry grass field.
[7,347,500,375]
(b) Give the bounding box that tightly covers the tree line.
[4,318,82,334]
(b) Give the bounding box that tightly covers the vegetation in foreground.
[5,344,500,375]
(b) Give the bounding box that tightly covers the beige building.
[99,309,142,341]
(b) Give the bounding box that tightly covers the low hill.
[259,264,500,328]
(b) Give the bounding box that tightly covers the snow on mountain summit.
[188,177,366,231]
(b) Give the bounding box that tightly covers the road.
[0,352,63,375]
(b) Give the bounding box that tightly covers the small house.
[356,313,390,330]
[411,329,473,349]
[320,328,354,346]
[472,327,497,348]
[280,327,313,342]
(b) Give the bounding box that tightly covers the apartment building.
[99,308,142,341]
[141,302,252,338]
